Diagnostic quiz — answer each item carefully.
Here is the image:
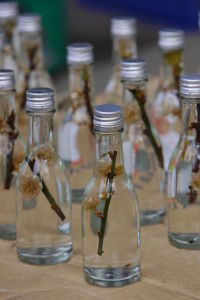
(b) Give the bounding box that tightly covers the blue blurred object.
[79,0,200,30]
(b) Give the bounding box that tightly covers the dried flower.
[19,175,41,199]
[37,144,57,166]
[12,152,25,172]
[97,163,123,178]
[124,103,140,124]
[192,175,200,188]
[84,196,99,211]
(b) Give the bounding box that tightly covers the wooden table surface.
[0,203,200,300]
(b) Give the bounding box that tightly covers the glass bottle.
[0,31,5,67]
[121,59,165,225]
[0,2,18,74]
[82,104,140,287]
[16,88,72,264]
[16,14,53,133]
[100,18,137,106]
[0,69,25,239]
[150,29,184,174]
[58,43,95,203]
[168,75,200,249]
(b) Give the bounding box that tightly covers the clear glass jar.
[121,59,165,225]
[150,29,184,174]
[168,75,200,249]
[0,2,18,75]
[101,18,137,106]
[16,88,72,264]
[0,70,25,239]
[82,104,140,287]
[16,14,53,135]
[58,43,95,203]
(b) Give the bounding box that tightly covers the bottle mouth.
[94,104,123,132]
[26,87,55,113]
[158,29,184,51]
[111,17,137,37]
[120,59,147,82]
[18,14,41,33]
[180,75,200,99]
[0,69,15,91]
[67,43,93,65]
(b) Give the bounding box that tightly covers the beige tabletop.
[0,203,200,300]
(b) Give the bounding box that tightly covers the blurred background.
[11,0,200,93]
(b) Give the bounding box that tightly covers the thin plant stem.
[82,67,94,134]
[97,150,117,256]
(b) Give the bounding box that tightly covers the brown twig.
[129,88,164,169]
[82,67,94,134]
[97,151,117,256]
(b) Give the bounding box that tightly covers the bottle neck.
[27,112,55,153]
[94,131,125,176]
[1,18,16,47]
[181,100,200,144]
[19,31,44,71]
[0,91,16,128]
[160,48,183,91]
[112,35,137,72]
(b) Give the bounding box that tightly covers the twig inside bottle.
[97,150,117,256]
[82,67,94,134]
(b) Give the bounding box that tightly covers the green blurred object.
[17,0,68,73]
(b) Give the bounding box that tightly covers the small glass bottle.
[16,87,72,264]
[16,14,53,121]
[0,2,18,74]
[121,59,165,225]
[150,29,184,173]
[82,104,140,287]
[0,69,25,239]
[168,75,200,249]
[58,43,95,203]
[101,17,137,106]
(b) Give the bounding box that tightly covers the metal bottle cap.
[0,2,18,21]
[158,29,184,51]
[111,17,137,37]
[18,14,41,33]
[94,104,123,132]
[121,59,147,82]
[26,88,55,113]
[0,69,15,91]
[180,75,200,99]
[67,43,93,65]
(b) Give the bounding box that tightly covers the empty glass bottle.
[168,75,200,249]
[58,43,95,203]
[0,69,25,239]
[16,88,72,264]
[82,104,140,287]
[0,2,18,74]
[150,29,184,173]
[121,59,165,225]
[101,17,137,106]
[16,14,53,133]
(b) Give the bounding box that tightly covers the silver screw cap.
[180,75,200,99]
[67,43,93,65]
[121,59,147,82]
[111,17,137,37]
[0,2,18,21]
[0,69,15,91]
[94,104,123,132]
[18,14,41,33]
[26,88,55,113]
[158,29,184,51]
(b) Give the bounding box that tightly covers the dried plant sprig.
[4,110,19,189]
[129,88,164,169]
[25,156,65,221]
[82,67,94,134]
[97,150,117,256]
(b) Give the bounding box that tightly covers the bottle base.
[0,223,16,240]
[72,188,84,203]
[17,243,73,265]
[83,264,140,287]
[168,232,200,249]
[140,209,166,226]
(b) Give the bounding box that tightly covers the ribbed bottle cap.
[0,69,15,91]
[121,59,147,82]
[0,2,18,21]
[180,75,200,99]
[94,104,123,132]
[67,43,93,65]
[26,88,55,113]
[158,29,184,51]
[111,17,137,36]
[18,14,41,33]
